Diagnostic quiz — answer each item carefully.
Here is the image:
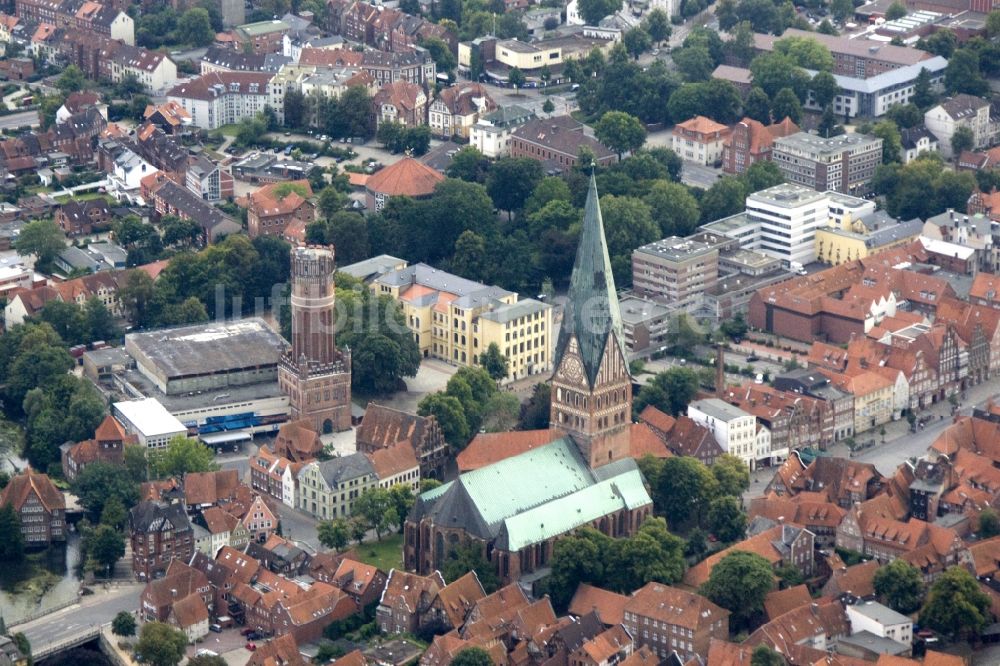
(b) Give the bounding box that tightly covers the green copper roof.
[412,437,652,545]
[554,172,627,388]
[496,468,651,551]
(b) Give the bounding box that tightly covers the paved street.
[680,162,723,189]
[18,584,143,649]
[0,110,40,130]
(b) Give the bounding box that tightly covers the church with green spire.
[403,174,653,584]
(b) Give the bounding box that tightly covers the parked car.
[241,628,255,636]
[746,353,760,362]
[209,624,223,633]
[245,643,257,652]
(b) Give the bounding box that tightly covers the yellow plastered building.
[372,263,553,382]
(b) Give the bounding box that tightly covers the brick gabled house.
[376,569,445,634]
[183,470,240,511]
[356,403,448,480]
[421,571,486,632]
[273,419,323,463]
[684,524,816,589]
[623,583,729,664]
[245,180,315,240]
[0,469,66,546]
[129,501,194,581]
[247,534,312,575]
[140,559,213,621]
[330,558,388,610]
[60,414,136,482]
[55,199,113,236]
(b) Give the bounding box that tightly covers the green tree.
[487,157,544,220]
[481,392,520,433]
[187,657,227,666]
[72,462,140,522]
[479,343,510,382]
[177,7,214,46]
[594,111,646,160]
[388,484,414,532]
[149,436,218,479]
[643,8,671,43]
[451,648,494,666]
[920,566,992,640]
[951,125,975,157]
[447,147,491,183]
[744,87,772,124]
[624,27,652,59]
[0,503,25,562]
[352,487,395,540]
[673,45,715,82]
[441,542,500,593]
[578,0,620,23]
[87,524,125,576]
[317,518,351,551]
[655,456,718,530]
[135,622,188,666]
[700,177,747,223]
[770,87,802,125]
[912,67,937,109]
[57,65,87,94]
[874,559,925,614]
[751,645,786,666]
[945,48,988,96]
[810,71,840,110]
[886,1,907,19]
[100,495,127,530]
[872,120,903,164]
[14,219,66,272]
[741,160,785,192]
[349,516,367,544]
[634,367,700,417]
[712,453,750,496]
[831,0,854,20]
[749,52,809,99]
[716,0,738,29]
[700,551,775,631]
[84,297,119,342]
[665,313,703,357]
[981,507,1000,538]
[112,611,137,637]
[707,496,746,543]
[817,106,841,138]
[774,35,834,70]
[775,563,805,588]
[542,98,555,114]
[817,19,839,35]
[507,67,526,91]
[643,180,699,237]
[988,9,1000,37]
[518,383,550,430]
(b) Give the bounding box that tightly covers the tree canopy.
[700,551,775,630]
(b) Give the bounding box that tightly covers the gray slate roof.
[316,453,375,486]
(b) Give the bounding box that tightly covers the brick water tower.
[278,245,352,434]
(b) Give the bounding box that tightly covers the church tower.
[278,246,352,434]
[550,172,632,468]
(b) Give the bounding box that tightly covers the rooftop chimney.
[716,344,725,398]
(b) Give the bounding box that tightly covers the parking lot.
[186,625,256,661]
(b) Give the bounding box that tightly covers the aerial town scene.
[6,0,1000,662]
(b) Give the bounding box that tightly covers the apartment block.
[772,132,883,195]
[745,184,832,266]
[631,236,719,309]
[687,398,758,470]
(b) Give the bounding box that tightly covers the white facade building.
[167,71,274,130]
[925,93,992,159]
[687,398,758,470]
[846,602,913,646]
[113,398,188,448]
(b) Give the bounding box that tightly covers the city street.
[680,162,723,189]
[18,584,143,649]
[0,110,40,130]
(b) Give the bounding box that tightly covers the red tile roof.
[0,469,64,513]
[456,429,556,472]
[365,157,444,198]
[568,584,629,626]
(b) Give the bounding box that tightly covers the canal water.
[0,533,82,625]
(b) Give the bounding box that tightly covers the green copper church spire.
[553,169,627,388]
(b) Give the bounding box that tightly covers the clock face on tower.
[563,356,584,383]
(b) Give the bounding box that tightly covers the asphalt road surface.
[0,110,40,130]
[19,585,142,650]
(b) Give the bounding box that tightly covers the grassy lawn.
[357,533,403,572]
[215,124,241,137]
